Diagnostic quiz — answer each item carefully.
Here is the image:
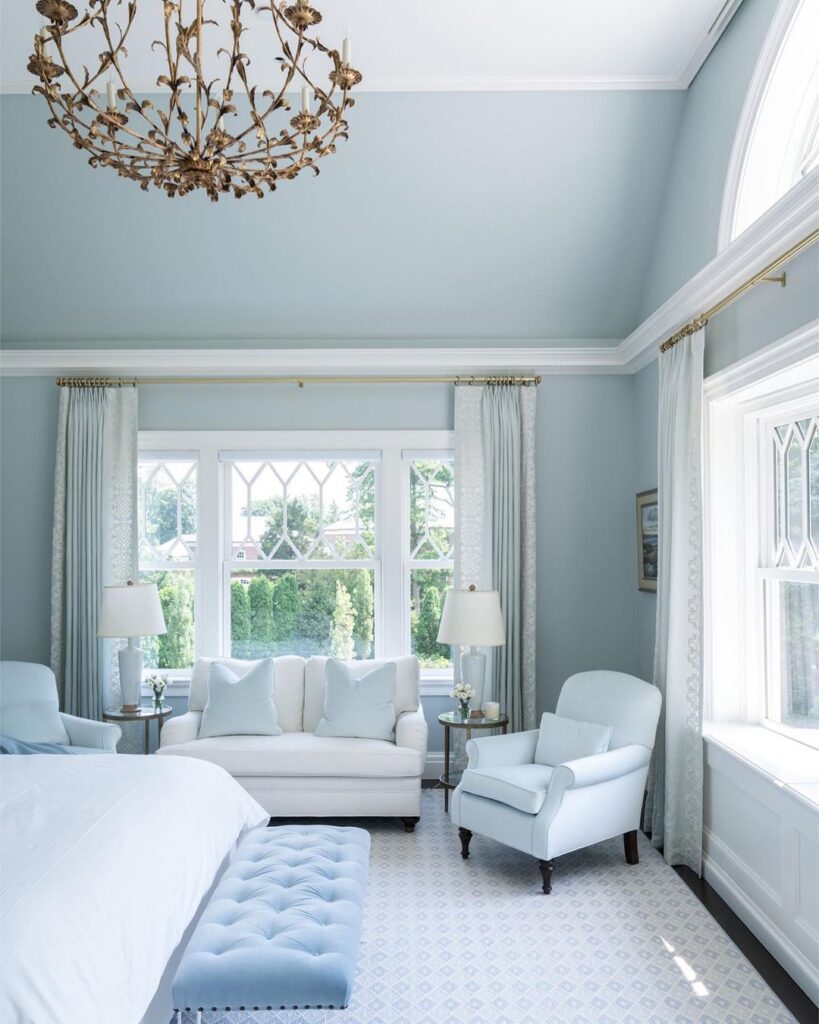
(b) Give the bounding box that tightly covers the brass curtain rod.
[660,227,819,354]
[56,373,542,388]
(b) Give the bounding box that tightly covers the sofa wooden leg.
[538,859,554,894]
[458,827,472,859]
[624,830,639,865]
[402,817,420,834]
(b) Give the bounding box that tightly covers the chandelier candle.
[29,0,362,200]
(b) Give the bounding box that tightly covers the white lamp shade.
[98,582,167,638]
[436,588,505,647]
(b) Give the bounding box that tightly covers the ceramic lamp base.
[460,647,486,716]
[118,639,143,713]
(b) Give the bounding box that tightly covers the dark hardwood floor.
[422,780,817,1022]
[674,865,817,1024]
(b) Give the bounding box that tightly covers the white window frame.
[138,430,454,695]
[137,449,203,684]
[704,323,819,750]
[402,450,455,683]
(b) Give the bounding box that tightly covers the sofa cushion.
[303,656,419,731]
[534,711,613,767]
[189,656,305,731]
[199,660,283,739]
[314,659,396,741]
[157,732,423,778]
[459,764,555,814]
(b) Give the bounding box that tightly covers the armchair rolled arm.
[466,729,539,769]
[157,711,202,749]
[395,706,427,759]
[551,744,651,793]
[60,713,121,752]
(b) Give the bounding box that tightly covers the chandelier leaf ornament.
[29,0,362,200]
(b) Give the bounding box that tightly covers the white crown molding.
[619,169,819,374]
[0,342,626,378]
[675,0,745,89]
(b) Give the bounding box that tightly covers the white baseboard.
[703,851,819,1004]
[424,751,445,781]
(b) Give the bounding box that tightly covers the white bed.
[0,754,268,1024]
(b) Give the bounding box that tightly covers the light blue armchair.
[451,671,661,894]
[0,661,121,753]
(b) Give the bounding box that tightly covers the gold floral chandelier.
[29,0,362,200]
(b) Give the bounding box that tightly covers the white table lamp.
[98,581,166,712]
[437,585,505,717]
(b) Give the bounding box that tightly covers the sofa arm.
[157,711,202,749]
[465,729,539,769]
[395,706,427,759]
[60,713,121,752]
[551,744,651,792]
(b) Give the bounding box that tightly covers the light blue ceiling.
[1,90,684,347]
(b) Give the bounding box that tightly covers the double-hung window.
[137,454,199,672]
[706,335,819,749]
[136,431,455,691]
[759,410,818,739]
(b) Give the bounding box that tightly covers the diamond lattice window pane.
[785,430,805,554]
[410,460,454,559]
[229,458,376,562]
[138,459,196,562]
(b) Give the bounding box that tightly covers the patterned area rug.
[175,790,795,1024]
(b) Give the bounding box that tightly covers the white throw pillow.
[534,711,613,767]
[314,659,396,741]
[199,659,283,739]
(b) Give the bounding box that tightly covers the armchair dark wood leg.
[402,817,419,834]
[458,827,472,859]
[538,859,554,895]
[624,830,639,865]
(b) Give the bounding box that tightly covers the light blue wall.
[632,359,659,685]
[0,377,58,665]
[0,90,683,345]
[639,0,778,317]
[0,376,640,747]
[631,243,819,680]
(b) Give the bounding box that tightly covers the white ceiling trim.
[619,167,819,373]
[0,343,626,378]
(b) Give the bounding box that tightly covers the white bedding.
[0,754,268,1024]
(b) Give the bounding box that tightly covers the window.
[223,455,378,660]
[405,456,454,672]
[705,333,819,749]
[137,455,199,671]
[761,414,818,734]
[137,431,455,689]
[721,0,819,247]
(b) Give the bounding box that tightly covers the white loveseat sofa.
[157,655,427,829]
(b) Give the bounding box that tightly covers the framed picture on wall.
[636,489,658,592]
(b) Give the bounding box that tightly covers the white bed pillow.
[199,659,283,739]
[313,658,396,741]
[534,711,612,767]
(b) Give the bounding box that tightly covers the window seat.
[704,724,819,810]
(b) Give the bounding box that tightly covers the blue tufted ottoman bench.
[172,825,370,1020]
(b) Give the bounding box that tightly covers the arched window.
[719,0,819,249]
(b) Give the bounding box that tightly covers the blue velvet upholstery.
[172,824,370,1013]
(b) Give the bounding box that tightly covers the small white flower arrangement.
[450,681,473,719]
[146,674,168,707]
